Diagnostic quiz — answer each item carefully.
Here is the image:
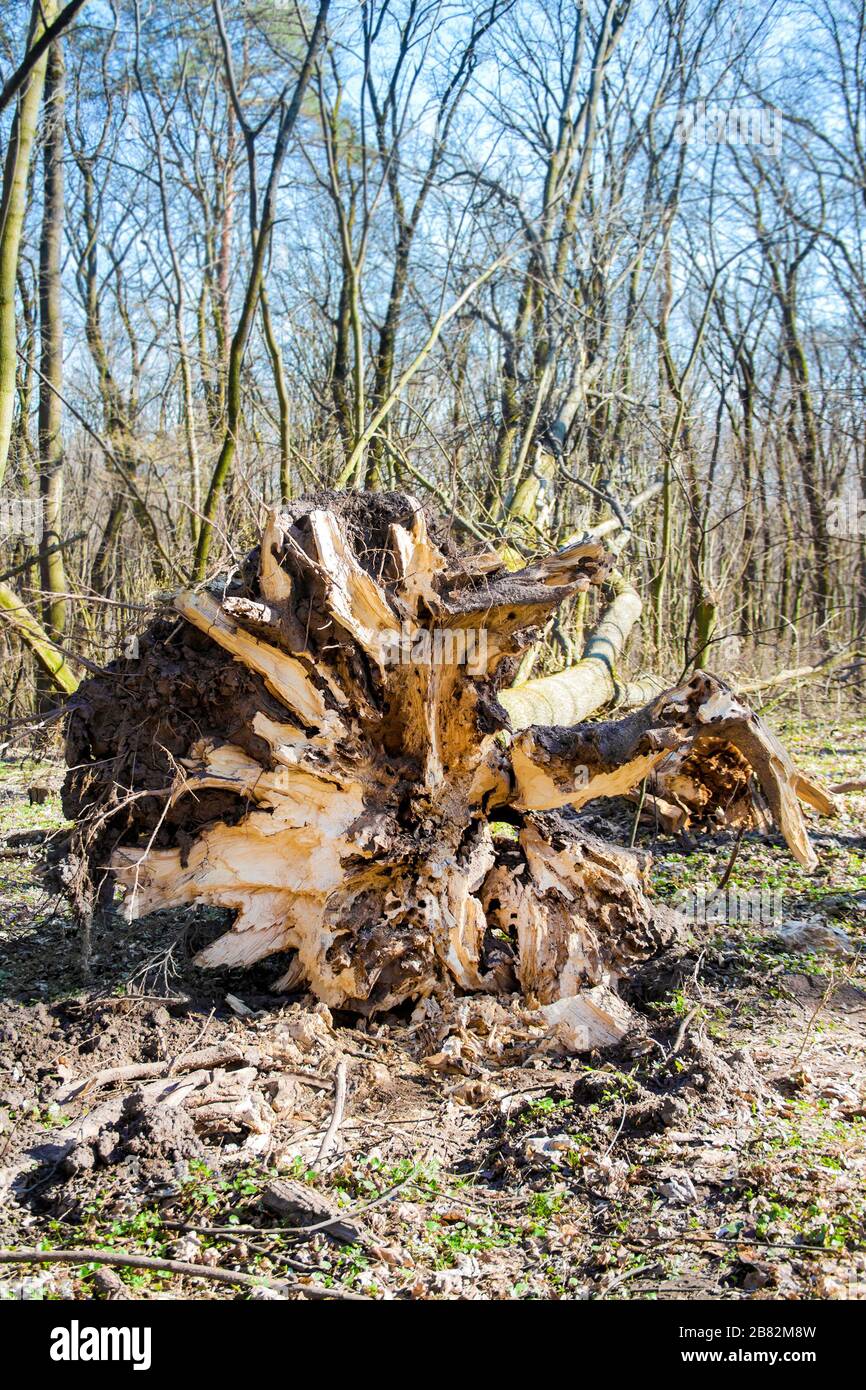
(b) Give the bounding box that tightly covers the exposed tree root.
[60,491,831,1033]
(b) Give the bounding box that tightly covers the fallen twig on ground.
[313,1058,349,1169]
[0,1246,370,1299]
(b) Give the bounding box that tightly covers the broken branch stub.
[61,491,827,1027]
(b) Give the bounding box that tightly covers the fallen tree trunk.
[500,570,643,729]
[61,491,830,1021]
[0,579,79,695]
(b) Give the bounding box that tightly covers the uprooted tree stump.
[61,490,835,1038]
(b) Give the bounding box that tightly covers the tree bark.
[38,38,66,649]
[501,571,643,729]
[0,0,58,488]
[0,579,77,694]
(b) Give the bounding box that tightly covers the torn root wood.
[508,671,836,870]
[61,491,830,1029]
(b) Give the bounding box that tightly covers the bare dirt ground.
[0,706,864,1302]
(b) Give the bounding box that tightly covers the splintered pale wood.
[306,508,403,667]
[538,988,635,1050]
[174,590,341,729]
[480,822,676,1006]
[518,540,612,590]
[794,772,839,814]
[510,743,667,812]
[374,508,611,790]
[259,510,294,604]
[113,730,375,991]
[387,506,446,616]
[691,720,819,870]
[172,741,367,823]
